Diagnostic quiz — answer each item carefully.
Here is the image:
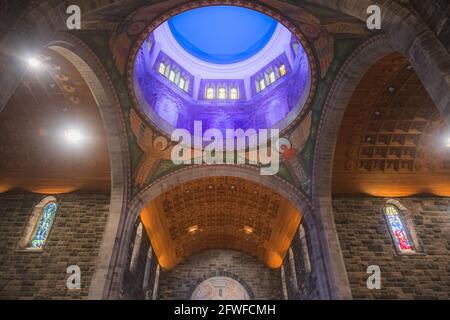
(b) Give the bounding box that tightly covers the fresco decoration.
[191,277,250,300]
[278,111,313,193]
[69,1,378,197]
[130,108,181,189]
[264,0,370,79]
[110,1,182,76]
[110,0,370,78]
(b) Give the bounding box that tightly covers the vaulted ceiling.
[140,176,302,270]
[333,52,450,196]
[0,48,110,193]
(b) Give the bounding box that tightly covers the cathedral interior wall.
[157,249,283,300]
[0,192,110,299]
[333,196,450,299]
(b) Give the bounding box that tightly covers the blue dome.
[168,6,278,65]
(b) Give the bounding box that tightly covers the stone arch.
[1,0,448,301]
[303,0,450,122]
[313,35,395,300]
[312,11,449,295]
[44,36,130,300]
[0,33,130,299]
[110,165,335,299]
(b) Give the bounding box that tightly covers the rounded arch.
[313,35,395,300]
[312,14,449,297]
[43,36,131,300]
[190,272,254,300]
[303,0,450,122]
[110,165,332,299]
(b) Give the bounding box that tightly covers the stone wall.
[157,249,283,300]
[333,197,450,299]
[0,192,110,299]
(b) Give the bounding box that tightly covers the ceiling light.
[188,225,199,233]
[26,57,43,69]
[243,226,253,234]
[64,129,83,144]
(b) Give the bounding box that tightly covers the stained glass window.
[28,202,58,249]
[385,204,414,252]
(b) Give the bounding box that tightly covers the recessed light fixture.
[26,57,43,69]
[387,86,395,93]
[243,226,253,234]
[188,225,199,233]
[64,128,83,144]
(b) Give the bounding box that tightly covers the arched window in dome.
[230,88,239,100]
[258,79,266,92]
[169,69,176,82]
[179,77,189,92]
[269,70,276,84]
[279,64,287,77]
[206,87,215,100]
[218,87,227,100]
[158,62,166,75]
[384,203,415,253]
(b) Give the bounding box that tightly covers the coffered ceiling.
[333,52,450,196]
[0,49,110,194]
[140,176,302,270]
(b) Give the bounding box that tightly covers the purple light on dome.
[132,7,311,137]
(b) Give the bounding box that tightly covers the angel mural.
[130,108,175,188]
[277,111,313,192]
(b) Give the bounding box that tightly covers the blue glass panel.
[168,6,278,64]
[29,202,58,249]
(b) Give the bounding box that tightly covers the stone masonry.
[333,197,450,299]
[157,249,283,300]
[0,192,110,299]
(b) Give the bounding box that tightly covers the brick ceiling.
[0,49,110,193]
[140,176,302,270]
[333,52,450,196]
